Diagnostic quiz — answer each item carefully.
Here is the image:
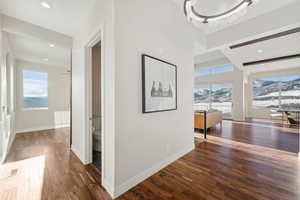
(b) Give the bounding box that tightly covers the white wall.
[15,60,70,133]
[72,0,198,198]
[114,0,195,196]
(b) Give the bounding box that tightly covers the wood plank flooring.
[1,127,300,200]
[195,119,299,153]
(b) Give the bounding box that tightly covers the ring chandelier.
[184,0,255,23]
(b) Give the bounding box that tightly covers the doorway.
[91,41,102,172]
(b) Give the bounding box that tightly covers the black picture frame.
[142,54,177,113]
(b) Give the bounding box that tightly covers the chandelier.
[184,0,255,24]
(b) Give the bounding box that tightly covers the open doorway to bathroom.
[91,41,102,172]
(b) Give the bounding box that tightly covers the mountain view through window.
[194,85,232,119]
[253,75,300,108]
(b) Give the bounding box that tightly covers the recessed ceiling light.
[49,44,55,47]
[40,1,51,9]
[44,58,49,61]
[257,49,263,53]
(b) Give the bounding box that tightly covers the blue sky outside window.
[212,65,234,74]
[260,75,300,82]
[194,69,211,77]
[195,65,234,77]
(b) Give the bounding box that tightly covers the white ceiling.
[1,0,297,41]
[194,50,227,64]
[231,32,300,63]
[1,0,299,73]
[195,31,300,75]
[8,33,70,67]
[0,0,96,36]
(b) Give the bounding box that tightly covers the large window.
[23,70,48,109]
[195,65,234,77]
[194,87,210,111]
[253,75,300,109]
[194,84,233,119]
[211,85,232,119]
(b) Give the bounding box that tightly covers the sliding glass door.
[253,75,300,109]
[194,84,233,119]
[211,85,232,119]
[194,87,210,111]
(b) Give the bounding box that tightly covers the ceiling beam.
[230,27,300,49]
[243,53,300,66]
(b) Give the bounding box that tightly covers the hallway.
[1,128,299,200]
[2,129,109,200]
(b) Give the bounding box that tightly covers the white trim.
[54,124,70,129]
[84,25,110,195]
[71,144,86,164]
[113,143,195,199]
[16,125,70,134]
[102,178,115,198]
[84,27,103,164]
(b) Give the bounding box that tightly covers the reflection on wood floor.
[0,155,45,200]
[1,128,299,200]
[195,119,299,153]
[2,129,110,200]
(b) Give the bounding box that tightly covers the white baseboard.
[102,178,115,198]
[71,145,85,164]
[16,125,70,134]
[55,124,71,129]
[113,143,195,199]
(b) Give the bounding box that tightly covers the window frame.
[22,69,49,111]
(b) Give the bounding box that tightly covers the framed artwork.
[142,54,177,113]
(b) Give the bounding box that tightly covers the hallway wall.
[72,0,199,197]
[0,31,16,163]
[15,60,70,133]
[113,0,196,196]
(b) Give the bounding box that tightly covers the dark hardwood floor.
[195,119,299,153]
[1,127,299,200]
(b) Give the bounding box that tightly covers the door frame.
[84,27,105,179]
